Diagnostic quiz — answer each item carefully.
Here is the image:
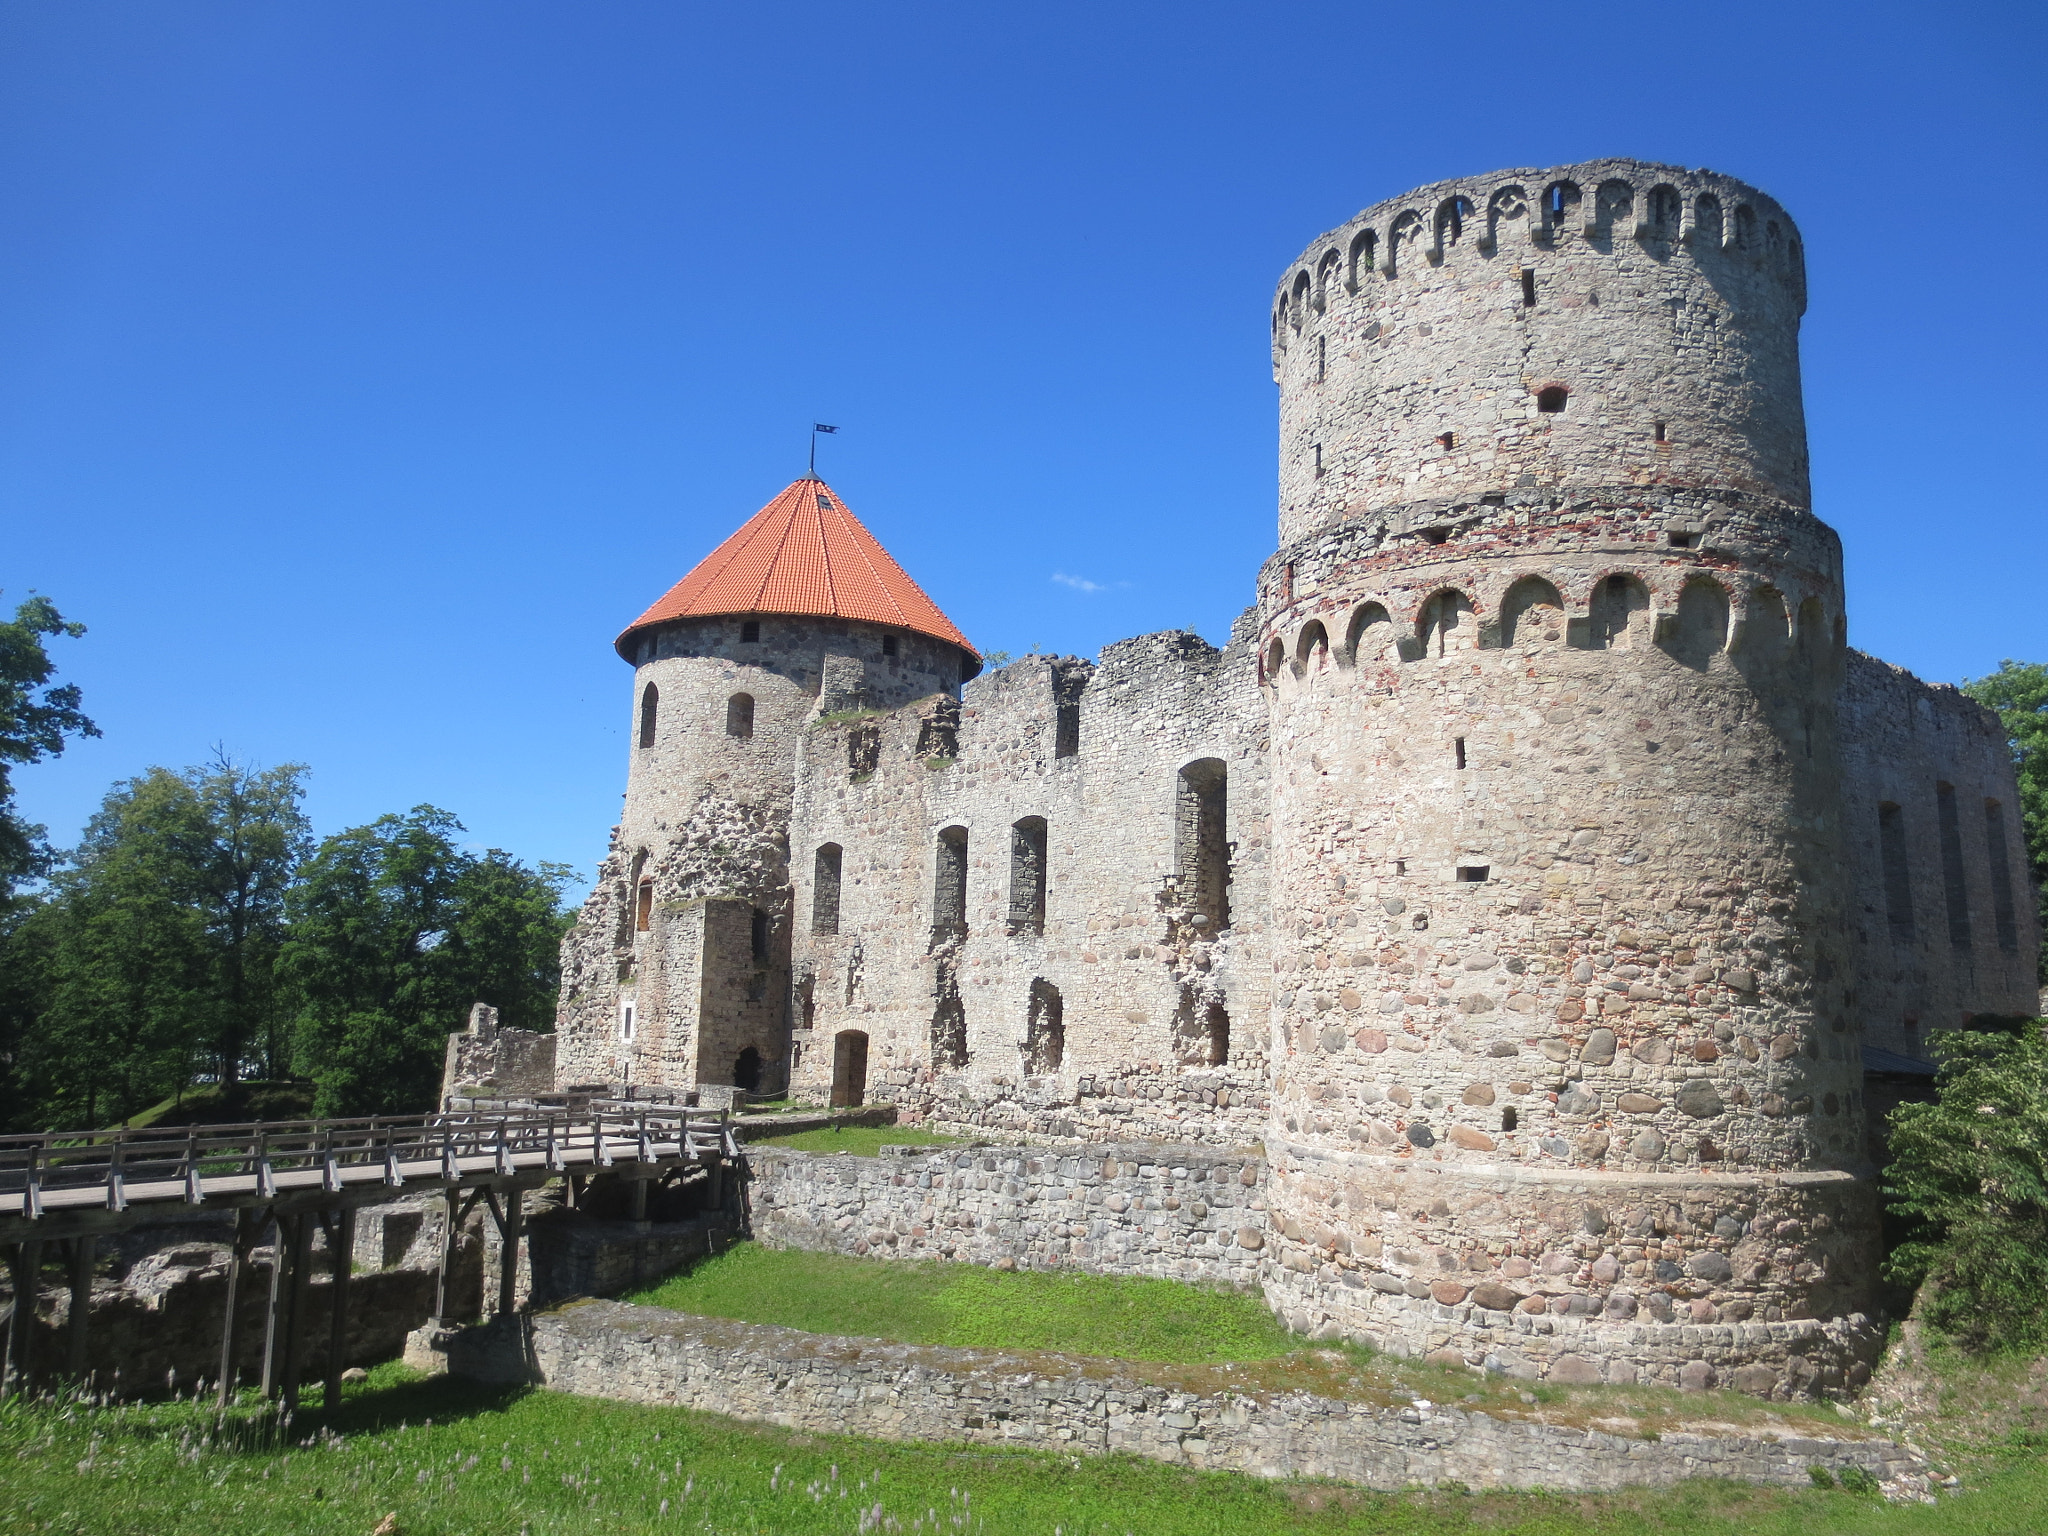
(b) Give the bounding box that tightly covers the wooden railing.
[0,1105,739,1221]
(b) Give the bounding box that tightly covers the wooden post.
[65,1235,95,1381]
[279,1210,314,1414]
[432,1186,461,1324]
[496,1187,523,1317]
[707,1156,725,1214]
[3,1240,43,1399]
[217,1208,257,1409]
[324,1207,356,1410]
[628,1174,648,1223]
[260,1213,289,1399]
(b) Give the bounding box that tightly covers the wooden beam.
[496,1187,523,1317]
[65,1235,94,1382]
[259,1213,288,1399]
[217,1208,258,1410]
[324,1207,355,1411]
[431,1187,460,1324]
[279,1210,314,1414]
[3,1240,43,1400]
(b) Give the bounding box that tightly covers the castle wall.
[557,615,972,1091]
[1837,651,2040,1055]
[1274,160,1810,545]
[782,626,1273,1143]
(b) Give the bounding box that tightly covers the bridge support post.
[218,1208,258,1410]
[260,1213,288,1399]
[496,1187,523,1317]
[3,1239,42,1399]
[279,1210,313,1414]
[65,1236,94,1382]
[432,1187,460,1324]
[628,1174,648,1224]
[324,1207,355,1411]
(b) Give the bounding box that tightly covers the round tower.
[553,476,978,1095]
[1257,161,1875,1396]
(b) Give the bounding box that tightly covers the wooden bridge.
[0,1101,741,1412]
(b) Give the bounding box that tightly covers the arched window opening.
[726,693,755,738]
[1878,803,1914,943]
[1693,192,1724,247]
[1733,204,1758,251]
[1645,184,1682,240]
[1536,385,1569,414]
[1263,637,1285,682]
[931,968,968,1069]
[1008,817,1048,935]
[1935,782,1973,950]
[830,1030,868,1108]
[1417,590,1474,657]
[1348,228,1376,287]
[1053,666,1086,759]
[636,878,654,932]
[933,825,968,932]
[638,683,659,748]
[733,1046,763,1093]
[1023,979,1064,1075]
[1986,800,2020,953]
[1667,579,1730,669]
[1745,588,1790,657]
[1500,577,1564,649]
[812,844,843,934]
[1346,602,1394,665]
[1176,759,1230,934]
[1593,180,1634,242]
[1541,180,1581,239]
[1173,986,1229,1066]
[1520,268,1537,306]
[1295,621,1329,673]
[1583,574,1649,651]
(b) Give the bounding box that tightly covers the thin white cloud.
[1052,571,1125,594]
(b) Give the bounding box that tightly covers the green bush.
[1883,1023,2048,1354]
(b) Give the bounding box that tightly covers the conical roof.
[618,477,977,659]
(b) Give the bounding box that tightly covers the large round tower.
[553,476,979,1095]
[1257,161,1876,1395]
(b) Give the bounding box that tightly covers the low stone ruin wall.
[745,1141,1269,1286]
[445,1300,1928,1496]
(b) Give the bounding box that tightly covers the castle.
[544,160,2038,1385]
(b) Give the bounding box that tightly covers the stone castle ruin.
[537,159,2037,1390]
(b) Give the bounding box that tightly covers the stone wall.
[1838,650,2041,1058]
[440,1004,557,1104]
[783,625,1274,1144]
[747,1142,1268,1286]
[450,1300,1928,1496]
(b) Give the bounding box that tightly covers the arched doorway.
[831,1030,869,1108]
[733,1046,763,1093]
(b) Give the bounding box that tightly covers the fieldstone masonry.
[548,158,2040,1391]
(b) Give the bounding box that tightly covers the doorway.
[830,1030,869,1108]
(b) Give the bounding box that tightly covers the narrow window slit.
[1519,269,1537,306]
[1454,737,1467,770]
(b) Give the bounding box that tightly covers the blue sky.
[5,0,2044,895]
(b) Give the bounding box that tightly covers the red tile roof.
[618,477,976,659]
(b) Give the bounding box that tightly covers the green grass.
[111,1080,315,1132]
[625,1242,1297,1362]
[743,1123,961,1155]
[4,1364,2046,1536]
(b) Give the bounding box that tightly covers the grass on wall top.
[742,1123,963,1155]
[624,1241,1297,1363]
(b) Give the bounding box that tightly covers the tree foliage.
[1961,659,2048,978]
[284,807,572,1117]
[1883,1022,2048,1355]
[0,594,100,894]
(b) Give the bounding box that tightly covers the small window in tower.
[750,907,770,963]
[1520,268,1537,306]
[1501,1106,1518,1132]
[1456,865,1490,883]
[1437,431,1456,449]
[1313,444,1324,478]
[638,683,659,748]
[1654,420,1667,442]
[741,620,761,643]
[620,1002,636,1043]
[1315,336,1326,382]
[816,492,834,510]
[1454,737,1467,770]
[1536,386,1569,413]
[727,693,755,738]
[1667,530,1697,549]
[636,879,654,931]
[882,634,899,658]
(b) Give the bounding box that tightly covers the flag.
[814,423,839,434]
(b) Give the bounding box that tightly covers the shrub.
[1882,1023,2048,1354]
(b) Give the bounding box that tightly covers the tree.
[0,594,99,896]
[1962,660,2048,979]
[1883,1022,2048,1355]
[284,807,570,1117]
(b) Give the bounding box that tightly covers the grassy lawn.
[624,1242,1297,1362]
[743,1123,964,1155]
[4,1363,2045,1536]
